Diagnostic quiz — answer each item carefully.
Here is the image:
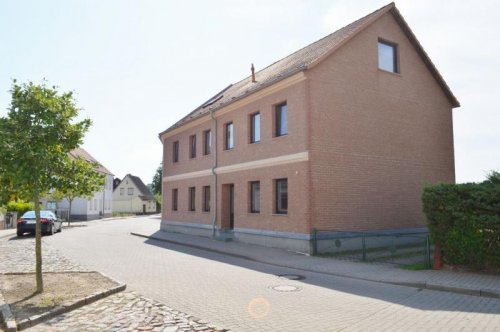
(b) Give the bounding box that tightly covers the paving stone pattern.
[30,291,225,332]
[0,236,224,332]
[0,237,86,273]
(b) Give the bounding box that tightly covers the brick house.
[158,3,459,254]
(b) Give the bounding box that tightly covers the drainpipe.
[210,109,218,237]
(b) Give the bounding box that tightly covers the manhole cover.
[270,285,302,292]
[277,274,305,281]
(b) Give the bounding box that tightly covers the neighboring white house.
[46,148,114,220]
[113,174,156,214]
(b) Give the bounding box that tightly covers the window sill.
[249,141,261,145]
[377,68,401,77]
[272,213,288,217]
[223,148,235,152]
[273,134,288,140]
[248,211,261,215]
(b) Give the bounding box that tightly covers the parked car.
[17,210,63,237]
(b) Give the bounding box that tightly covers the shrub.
[422,171,500,269]
[6,200,34,216]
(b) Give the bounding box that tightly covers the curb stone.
[0,291,16,332]
[0,272,126,331]
[131,232,500,300]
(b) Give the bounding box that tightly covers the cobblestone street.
[31,292,223,332]
[0,233,224,332]
[2,218,500,331]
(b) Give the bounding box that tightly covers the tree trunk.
[34,191,43,293]
[68,198,72,227]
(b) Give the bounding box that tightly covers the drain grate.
[277,274,305,281]
[270,285,302,292]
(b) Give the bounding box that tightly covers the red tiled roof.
[69,148,113,175]
[160,2,458,136]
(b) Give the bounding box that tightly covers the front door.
[221,183,235,230]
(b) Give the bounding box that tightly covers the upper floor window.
[250,112,261,143]
[120,188,124,196]
[189,134,196,159]
[275,178,288,214]
[203,130,211,155]
[173,141,179,163]
[378,40,398,73]
[128,188,134,195]
[225,122,234,150]
[275,103,288,137]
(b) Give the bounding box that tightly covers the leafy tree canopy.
[151,163,162,195]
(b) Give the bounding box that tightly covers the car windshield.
[22,211,53,218]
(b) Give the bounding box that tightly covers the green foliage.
[6,200,34,216]
[151,163,162,195]
[0,80,92,197]
[422,171,500,269]
[0,80,92,292]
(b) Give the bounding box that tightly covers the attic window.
[378,40,398,73]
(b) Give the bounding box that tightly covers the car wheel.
[17,231,23,237]
[58,225,62,233]
[48,224,54,236]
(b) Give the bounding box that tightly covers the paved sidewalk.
[130,224,500,299]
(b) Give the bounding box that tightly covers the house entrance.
[221,184,235,230]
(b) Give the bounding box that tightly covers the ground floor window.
[189,187,196,211]
[250,181,260,213]
[275,178,288,214]
[203,186,210,212]
[172,188,178,211]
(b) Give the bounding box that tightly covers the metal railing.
[312,229,432,268]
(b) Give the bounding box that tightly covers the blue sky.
[1,0,498,184]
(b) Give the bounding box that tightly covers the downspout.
[210,109,218,237]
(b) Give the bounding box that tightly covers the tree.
[151,163,162,195]
[51,157,105,227]
[0,80,91,293]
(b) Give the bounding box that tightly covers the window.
[120,188,124,196]
[378,40,398,73]
[203,186,210,212]
[250,112,261,143]
[275,178,288,214]
[128,188,133,195]
[189,187,196,211]
[275,103,288,137]
[172,189,178,211]
[203,130,211,155]
[250,181,260,213]
[225,122,234,150]
[173,141,179,163]
[189,135,196,158]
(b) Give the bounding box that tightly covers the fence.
[312,229,432,268]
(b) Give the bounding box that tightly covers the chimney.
[251,63,256,83]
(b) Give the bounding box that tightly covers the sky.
[0,0,498,184]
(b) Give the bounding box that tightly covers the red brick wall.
[162,82,311,234]
[307,13,455,231]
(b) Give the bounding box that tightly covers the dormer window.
[378,39,398,73]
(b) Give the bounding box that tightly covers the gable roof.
[160,2,459,137]
[119,174,155,200]
[69,147,113,175]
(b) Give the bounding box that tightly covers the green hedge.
[6,200,34,216]
[422,171,500,269]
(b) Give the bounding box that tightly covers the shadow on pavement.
[140,231,500,315]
